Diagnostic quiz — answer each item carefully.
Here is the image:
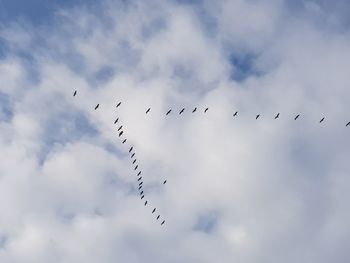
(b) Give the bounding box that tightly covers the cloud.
[0,0,350,262]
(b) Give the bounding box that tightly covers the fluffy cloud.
[0,0,350,262]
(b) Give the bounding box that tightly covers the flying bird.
[152,208,156,214]
[134,165,138,170]
[166,109,172,115]
[118,131,123,137]
[146,108,151,114]
[118,125,123,131]
[294,114,300,120]
[114,118,119,124]
[156,215,160,220]
[275,113,280,119]
[179,108,185,114]
[192,107,197,113]
[132,159,136,164]
[116,102,121,108]
[131,153,135,158]
[163,180,167,185]
[129,146,133,153]
[233,111,238,117]
[204,108,209,113]
[144,201,148,206]
[94,104,99,110]
[319,117,325,123]
[161,220,165,226]
[256,114,260,119]
[141,195,144,199]
[122,139,127,144]
[137,171,141,176]
[73,90,77,96]
[346,122,350,127]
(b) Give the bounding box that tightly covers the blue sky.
[1,1,350,262]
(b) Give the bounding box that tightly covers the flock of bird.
[73,90,167,227]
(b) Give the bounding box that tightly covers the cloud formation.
[1,0,350,262]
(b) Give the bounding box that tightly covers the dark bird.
[73,90,77,96]
[179,108,185,114]
[275,113,280,119]
[122,139,127,144]
[118,125,123,131]
[131,153,135,158]
[118,131,123,137]
[256,114,260,119]
[94,104,99,110]
[161,220,165,225]
[140,191,144,195]
[129,146,133,153]
[138,186,142,190]
[152,208,156,213]
[138,177,142,181]
[156,215,160,220]
[141,195,144,199]
[114,118,119,124]
[163,180,167,185]
[144,201,148,206]
[204,108,209,113]
[116,102,121,108]
[139,182,143,186]
[137,171,141,176]
[319,117,325,123]
[134,165,138,170]
[192,107,197,113]
[346,122,350,127]
[146,108,151,114]
[233,111,238,117]
[166,109,172,115]
[132,159,136,164]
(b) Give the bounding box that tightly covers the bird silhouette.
[118,125,123,131]
[346,122,350,127]
[129,146,133,153]
[144,201,148,206]
[233,111,238,117]
[204,108,209,113]
[131,153,135,158]
[132,159,136,164]
[275,113,280,119]
[179,108,185,114]
[73,90,77,96]
[137,171,141,176]
[294,114,300,120]
[94,104,99,110]
[256,114,260,119]
[122,139,127,144]
[163,180,167,185]
[152,208,156,213]
[138,177,142,181]
[141,195,144,199]
[146,108,151,114]
[134,165,138,170]
[192,107,197,113]
[166,109,172,115]
[320,117,325,123]
[116,102,121,108]
[161,220,165,225]
[114,118,119,124]
[156,215,160,220]
[118,131,123,137]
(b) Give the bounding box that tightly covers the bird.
[294,114,300,120]
[319,117,325,123]
[179,108,185,114]
[129,146,133,153]
[137,171,141,176]
[114,118,119,124]
[141,195,144,199]
[161,220,165,225]
[116,102,121,108]
[156,215,160,220]
[152,208,156,213]
[146,108,151,114]
[73,90,77,96]
[131,153,135,158]
[132,159,136,164]
[166,109,172,115]
[144,201,148,206]
[204,108,209,113]
[163,180,167,185]
[192,107,197,113]
[118,131,123,137]
[256,114,260,119]
[346,122,350,127]
[275,113,280,119]
[233,111,238,117]
[138,177,142,181]
[118,125,123,131]
[139,182,143,186]
[122,139,127,144]
[134,165,138,170]
[94,104,99,110]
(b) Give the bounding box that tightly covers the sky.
[0,0,350,262]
